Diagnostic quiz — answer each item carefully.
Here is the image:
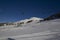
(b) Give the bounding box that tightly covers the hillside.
[44,13,60,21]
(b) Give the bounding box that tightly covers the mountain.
[0,12,60,27]
[1,12,60,26]
[0,15,60,40]
[0,17,60,40]
[15,17,43,24]
[44,13,60,21]
[0,17,43,27]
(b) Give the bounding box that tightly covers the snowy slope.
[0,18,60,40]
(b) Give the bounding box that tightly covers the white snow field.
[0,18,60,40]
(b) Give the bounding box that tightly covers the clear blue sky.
[0,0,60,23]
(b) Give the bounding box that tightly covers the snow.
[14,17,43,24]
[0,17,60,40]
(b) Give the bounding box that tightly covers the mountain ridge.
[0,12,60,26]
[44,13,60,21]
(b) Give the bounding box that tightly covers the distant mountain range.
[0,12,60,26]
[0,17,43,26]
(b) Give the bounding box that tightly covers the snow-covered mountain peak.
[29,17,43,21]
[20,17,43,22]
[15,17,43,24]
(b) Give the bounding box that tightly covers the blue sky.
[0,0,60,23]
